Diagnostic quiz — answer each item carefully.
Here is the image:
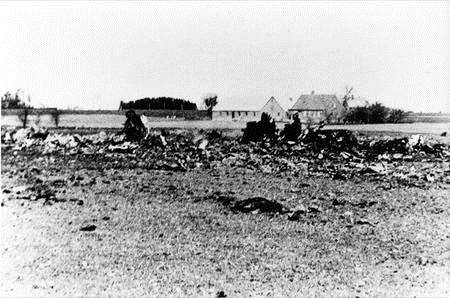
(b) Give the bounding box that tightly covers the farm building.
[212,97,287,122]
[212,110,261,121]
[261,97,288,121]
[288,92,345,123]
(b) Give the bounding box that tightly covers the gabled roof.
[213,95,262,111]
[289,94,340,111]
[261,96,286,112]
[213,96,289,111]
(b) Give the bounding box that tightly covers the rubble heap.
[2,125,449,188]
[242,113,277,143]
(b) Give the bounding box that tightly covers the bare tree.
[342,86,354,110]
[50,109,62,127]
[1,89,28,109]
[202,93,218,117]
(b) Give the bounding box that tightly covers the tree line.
[343,102,408,124]
[1,90,32,109]
[120,97,198,110]
[341,87,408,123]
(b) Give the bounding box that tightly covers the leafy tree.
[344,102,406,124]
[387,109,408,123]
[2,91,33,128]
[367,102,390,123]
[344,106,369,123]
[1,90,31,109]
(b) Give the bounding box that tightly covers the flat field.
[1,129,449,296]
[2,113,449,136]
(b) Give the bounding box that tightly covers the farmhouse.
[261,97,288,121]
[289,91,344,123]
[212,97,288,122]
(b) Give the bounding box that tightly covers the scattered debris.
[2,123,449,188]
[287,204,307,221]
[107,142,138,153]
[354,218,374,226]
[281,113,302,142]
[12,185,28,194]
[197,139,209,150]
[215,195,238,208]
[79,224,97,232]
[242,113,277,143]
[123,110,147,142]
[416,255,436,266]
[207,193,287,215]
[231,197,287,214]
[308,204,323,213]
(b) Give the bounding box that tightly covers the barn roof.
[261,96,286,112]
[213,95,262,111]
[289,94,340,111]
[213,96,288,111]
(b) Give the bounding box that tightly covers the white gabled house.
[260,97,288,122]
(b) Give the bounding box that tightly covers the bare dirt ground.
[1,128,449,297]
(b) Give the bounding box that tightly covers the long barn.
[212,97,288,122]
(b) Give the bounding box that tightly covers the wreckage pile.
[2,122,449,187]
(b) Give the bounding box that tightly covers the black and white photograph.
[1,1,449,296]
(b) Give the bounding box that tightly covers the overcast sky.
[1,1,448,112]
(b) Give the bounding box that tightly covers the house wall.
[260,98,288,121]
[212,110,261,121]
[288,110,325,123]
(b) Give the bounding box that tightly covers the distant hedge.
[120,97,197,110]
[344,102,408,124]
